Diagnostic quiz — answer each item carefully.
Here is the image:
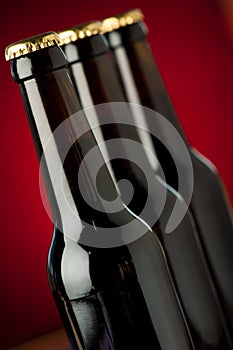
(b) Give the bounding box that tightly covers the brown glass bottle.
[59,21,232,349]
[5,32,193,350]
[102,8,233,339]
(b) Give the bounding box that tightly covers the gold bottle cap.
[5,32,61,61]
[58,21,102,45]
[101,9,144,34]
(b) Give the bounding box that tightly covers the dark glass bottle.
[59,22,232,349]
[5,32,193,350]
[102,8,233,338]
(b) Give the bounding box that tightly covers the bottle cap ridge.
[5,32,61,61]
[58,21,102,45]
[101,9,144,33]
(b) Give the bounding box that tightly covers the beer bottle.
[5,32,193,350]
[58,22,232,348]
[102,8,233,337]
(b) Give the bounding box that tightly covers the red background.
[1,0,233,348]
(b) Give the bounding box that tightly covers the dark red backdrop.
[1,0,233,348]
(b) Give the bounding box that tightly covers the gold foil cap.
[5,32,61,61]
[58,21,102,45]
[101,9,144,33]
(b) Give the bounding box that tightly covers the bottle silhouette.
[102,8,233,340]
[58,20,232,349]
[6,31,193,350]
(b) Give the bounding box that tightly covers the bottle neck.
[62,40,163,225]
[12,47,123,242]
[64,38,158,178]
[106,22,189,147]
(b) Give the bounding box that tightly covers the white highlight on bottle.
[114,45,159,172]
[71,62,118,190]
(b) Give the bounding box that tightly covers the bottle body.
[48,228,164,350]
